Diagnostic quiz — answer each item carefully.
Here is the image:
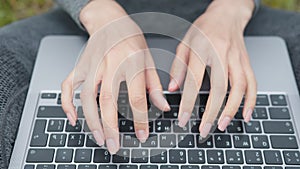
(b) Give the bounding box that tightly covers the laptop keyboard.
[24,92,300,169]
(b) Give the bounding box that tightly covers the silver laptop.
[8,36,300,169]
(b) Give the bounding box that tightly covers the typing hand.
[61,0,170,154]
[169,0,257,138]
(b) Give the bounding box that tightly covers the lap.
[0,8,85,169]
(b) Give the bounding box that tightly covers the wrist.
[206,0,255,29]
[80,0,127,34]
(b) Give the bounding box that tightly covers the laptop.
[8,36,300,169]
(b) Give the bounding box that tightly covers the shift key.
[26,149,54,163]
[263,121,294,134]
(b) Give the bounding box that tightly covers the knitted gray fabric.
[0,5,299,169]
[54,0,260,30]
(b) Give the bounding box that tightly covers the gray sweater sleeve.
[54,0,261,31]
[54,0,91,30]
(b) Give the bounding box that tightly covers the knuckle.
[99,91,114,103]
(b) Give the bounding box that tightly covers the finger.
[200,59,228,138]
[126,54,149,143]
[100,74,121,154]
[80,78,105,147]
[168,43,189,91]
[218,52,246,131]
[145,50,170,111]
[241,50,257,123]
[61,70,83,126]
[178,50,206,127]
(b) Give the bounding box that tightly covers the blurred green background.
[0,0,300,27]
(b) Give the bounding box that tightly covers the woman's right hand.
[61,0,170,154]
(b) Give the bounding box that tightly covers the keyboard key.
[178,134,195,148]
[263,150,283,165]
[160,134,176,147]
[36,165,55,169]
[150,149,167,163]
[269,107,290,119]
[161,166,179,169]
[47,119,64,132]
[41,93,57,99]
[256,95,269,106]
[24,165,34,169]
[164,106,179,118]
[270,135,298,149]
[74,149,92,163]
[119,120,134,132]
[188,150,205,164]
[119,165,138,169]
[57,93,62,104]
[196,135,213,148]
[68,134,85,147]
[118,105,128,119]
[30,133,48,147]
[227,121,243,133]
[252,108,268,119]
[77,106,86,118]
[49,134,66,147]
[214,135,232,148]
[141,134,158,147]
[155,120,171,132]
[191,120,200,133]
[99,165,117,169]
[222,167,241,169]
[32,119,46,134]
[55,149,73,163]
[140,166,158,169]
[243,167,261,169]
[233,135,250,148]
[199,94,209,106]
[244,121,262,133]
[234,108,243,119]
[207,150,224,164]
[251,135,270,148]
[181,166,199,169]
[245,150,263,164]
[226,150,243,164]
[131,149,148,163]
[78,165,97,169]
[263,121,294,134]
[65,120,82,132]
[118,93,129,105]
[37,106,66,118]
[283,151,300,165]
[148,106,163,119]
[112,149,130,163]
[94,149,110,163]
[198,107,205,118]
[26,149,54,163]
[263,167,282,169]
[86,134,99,147]
[169,149,186,163]
[173,120,189,133]
[123,134,139,147]
[57,165,76,169]
[270,95,287,106]
[166,94,181,105]
[201,166,220,169]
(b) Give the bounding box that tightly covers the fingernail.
[245,108,253,123]
[136,130,148,143]
[178,112,190,127]
[66,113,76,126]
[168,79,177,91]
[106,138,119,155]
[218,116,231,131]
[93,130,105,146]
[200,123,212,138]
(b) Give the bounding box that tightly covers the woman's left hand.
[168,0,257,138]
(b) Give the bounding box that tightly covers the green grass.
[0,0,300,27]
